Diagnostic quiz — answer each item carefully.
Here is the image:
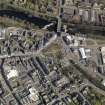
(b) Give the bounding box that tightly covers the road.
[70,60,105,96]
[78,79,105,97]
[57,0,62,33]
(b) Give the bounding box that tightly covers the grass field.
[42,42,62,59]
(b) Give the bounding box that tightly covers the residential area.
[0,0,105,105]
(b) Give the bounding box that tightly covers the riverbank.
[0,1,57,30]
[0,2,57,22]
[0,9,51,28]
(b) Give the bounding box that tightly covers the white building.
[65,0,73,5]
[79,9,84,16]
[29,87,39,102]
[91,9,96,22]
[7,68,19,79]
[79,48,87,59]
[102,79,105,86]
[101,47,105,64]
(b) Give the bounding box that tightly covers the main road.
[70,60,105,96]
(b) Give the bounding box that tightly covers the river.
[0,9,55,28]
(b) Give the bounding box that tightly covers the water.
[0,10,51,28]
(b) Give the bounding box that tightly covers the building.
[102,79,105,86]
[91,2,101,24]
[7,69,19,80]
[65,0,74,5]
[62,6,76,22]
[0,28,6,39]
[91,9,96,22]
[101,14,105,26]
[79,48,87,59]
[29,87,39,102]
[56,76,69,88]
[101,47,105,64]
[83,10,89,22]
[49,70,60,82]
